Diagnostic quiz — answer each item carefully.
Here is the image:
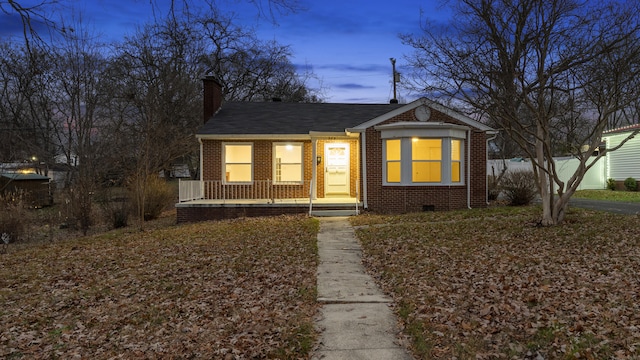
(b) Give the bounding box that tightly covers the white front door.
[324,143,350,196]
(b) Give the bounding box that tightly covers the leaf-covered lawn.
[573,189,640,202]
[353,207,640,359]
[1,215,319,359]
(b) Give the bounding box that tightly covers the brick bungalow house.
[176,76,497,222]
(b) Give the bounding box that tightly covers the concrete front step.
[310,209,359,217]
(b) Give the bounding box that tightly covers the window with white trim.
[451,139,462,183]
[223,143,252,183]
[385,139,402,183]
[383,137,464,185]
[273,143,303,183]
[412,138,442,182]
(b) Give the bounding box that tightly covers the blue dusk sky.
[0,0,453,103]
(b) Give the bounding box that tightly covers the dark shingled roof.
[0,173,50,181]
[198,102,405,135]
[603,123,640,135]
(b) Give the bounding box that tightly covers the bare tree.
[0,42,59,170]
[102,16,205,228]
[198,9,321,102]
[402,0,640,225]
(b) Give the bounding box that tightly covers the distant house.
[176,77,497,222]
[602,124,640,189]
[0,173,52,207]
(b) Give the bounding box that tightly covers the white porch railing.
[179,179,311,202]
[178,179,203,202]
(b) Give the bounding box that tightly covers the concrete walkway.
[312,217,414,360]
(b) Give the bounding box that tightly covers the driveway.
[570,198,640,215]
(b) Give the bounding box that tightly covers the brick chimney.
[203,76,223,124]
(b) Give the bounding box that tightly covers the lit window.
[274,143,303,183]
[382,137,464,185]
[224,143,252,182]
[451,139,462,183]
[386,139,401,183]
[412,139,442,182]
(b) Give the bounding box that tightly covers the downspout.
[198,138,204,180]
[467,130,472,209]
[486,131,499,205]
[361,131,368,209]
[199,137,204,197]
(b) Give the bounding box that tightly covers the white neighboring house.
[602,124,640,185]
[488,123,640,191]
[488,156,605,191]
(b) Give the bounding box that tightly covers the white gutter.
[311,138,318,199]
[467,129,472,209]
[486,131,499,205]
[198,138,204,180]
[198,138,204,197]
[361,131,368,209]
[198,134,311,140]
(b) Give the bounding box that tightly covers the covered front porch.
[176,179,361,222]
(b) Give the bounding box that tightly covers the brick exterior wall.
[202,138,359,199]
[203,76,222,124]
[177,205,308,223]
[363,107,488,213]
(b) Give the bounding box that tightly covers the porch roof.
[198,101,404,136]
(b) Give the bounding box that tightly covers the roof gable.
[348,98,495,132]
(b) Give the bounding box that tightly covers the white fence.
[488,156,606,191]
[178,179,202,202]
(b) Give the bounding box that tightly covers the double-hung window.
[223,143,253,183]
[451,139,462,183]
[412,138,442,182]
[274,143,303,183]
[385,139,402,183]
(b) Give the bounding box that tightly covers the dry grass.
[0,214,319,359]
[353,206,640,359]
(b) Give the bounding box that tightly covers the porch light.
[316,155,322,165]
[286,144,293,151]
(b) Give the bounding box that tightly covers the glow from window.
[451,139,462,182]
[274,143,303,183]
[386,139,401,183]
[224,144,252,182]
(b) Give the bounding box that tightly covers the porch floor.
[176,197,360,207]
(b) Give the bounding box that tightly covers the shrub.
[0,191,28,244]
[606,178,617,191]
[487,175,501,200]
[130,175,175,221]
[63,177,96,235]
[501,170,537,206]
[98,188,131,229]
[624,177,638,191]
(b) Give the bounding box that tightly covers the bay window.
[377,122,468,186]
